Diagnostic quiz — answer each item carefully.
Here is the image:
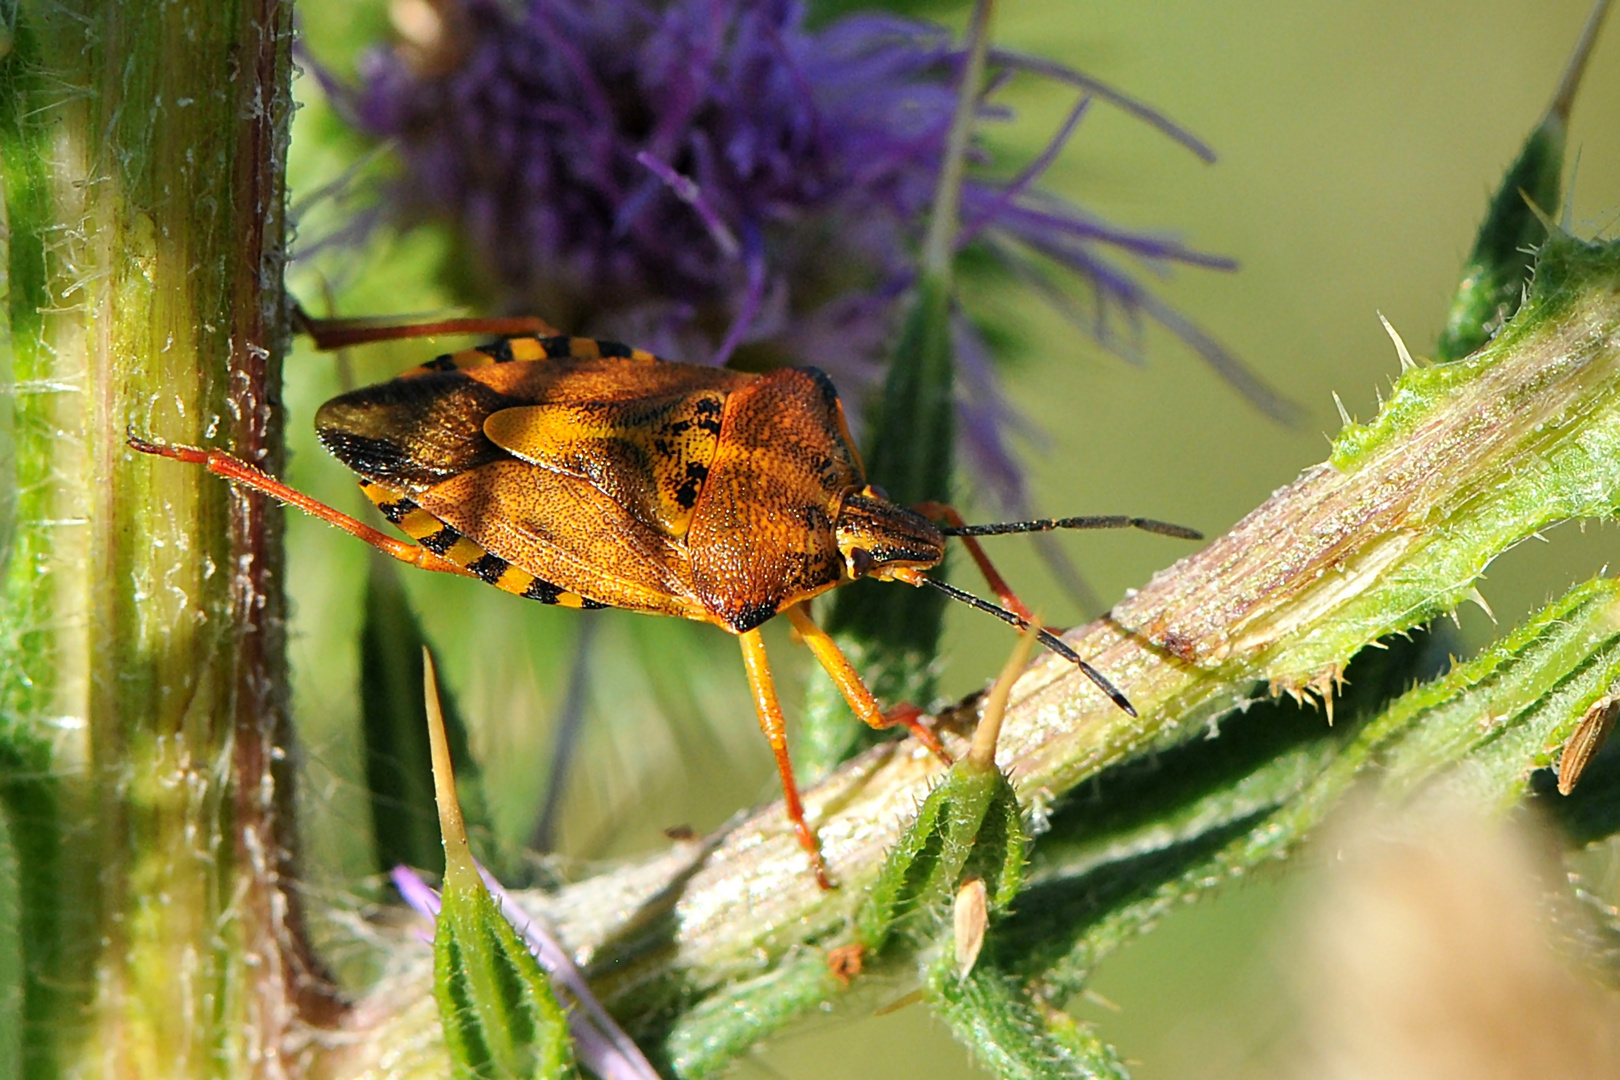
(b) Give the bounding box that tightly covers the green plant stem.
[0,4,308,1077]
[1015,577,1620,1002]
[319,232,1620,1077]
[927,957,1130,1080]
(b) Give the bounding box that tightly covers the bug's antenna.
[940,515,1203,541]
[920,576,1136,717]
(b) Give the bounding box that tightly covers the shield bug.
[131,310,1199,886]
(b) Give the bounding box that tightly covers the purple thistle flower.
[326,0,1292,504]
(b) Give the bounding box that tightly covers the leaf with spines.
[423,651,578,1080]
[1435,0,1610,361]
[857,759,1027,955]
[927,958,1131,1080]
[858,621,1033,956]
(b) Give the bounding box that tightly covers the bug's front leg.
[127,435,474,579]
[737,628,835,890]
[783,604,952,765]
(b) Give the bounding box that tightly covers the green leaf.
[424,655,577,1080]
[1434,125,1561,363]
[926,956,1130,1080]
[858,755,1026,955]
[433,884,578,1080]
[1434,3,1608,361]
[661,955,843,1079]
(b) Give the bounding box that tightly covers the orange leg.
[127,436,474,579]
[292,304,563,352]
[738,629,834,890]
[913,501,1039,625]
[784,605,952,765]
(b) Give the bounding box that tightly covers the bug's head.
[834,487,945,583]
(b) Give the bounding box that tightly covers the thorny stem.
[0,3,319,1077]
[321,234,1620,1076]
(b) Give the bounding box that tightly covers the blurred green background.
[286,2,1620,1076]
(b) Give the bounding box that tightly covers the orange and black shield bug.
[131,310,1199,887]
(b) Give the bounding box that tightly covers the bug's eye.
[863,484,889,501]
[848,547,874,578]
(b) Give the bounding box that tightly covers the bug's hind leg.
[292,304,563,352]
[128,435,475,579]
[783,604,952,766]
[738,629,834,890]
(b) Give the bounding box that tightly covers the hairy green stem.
[1016,577,1620,1002]
[0,4,308,1077]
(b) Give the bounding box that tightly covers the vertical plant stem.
[0,3,309,1077]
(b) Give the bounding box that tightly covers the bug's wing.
[483,389,727,538]
[415,458,711,620]
[315,369,513,491]
[314,361,744,619]
[687,368,867,632]
[316,360,750,498]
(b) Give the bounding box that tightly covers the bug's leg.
[913,501,1039,625]
[292,304,563,352]
[738,629,834,890]
[128,436,474,579]
[783,605,952,766]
